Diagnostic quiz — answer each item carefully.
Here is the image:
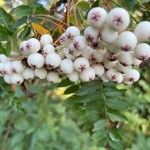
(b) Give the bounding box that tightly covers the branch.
[21,81,36,99]
[3,118,13,142]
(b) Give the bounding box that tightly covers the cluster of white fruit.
[0,7,150,85]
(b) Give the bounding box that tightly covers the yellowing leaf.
[31,23,50,35]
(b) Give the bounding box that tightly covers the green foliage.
[0,7,14,27]
[131,134,150,150]
[11,5,33,18]
[64,80,128,148]
[0,83,94,150]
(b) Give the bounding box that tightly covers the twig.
[3,118,13,142]
[34,16,66,31]
[21,81,36,99]
[34,14,67,27]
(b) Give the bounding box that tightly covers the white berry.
[0,54,9,63]
[3,61,13,75]
[59,33,71,47]
[45,53,61,68]
[73,36,87,51]
[68,43,82,57]
[34,68,47,79]
[115,62,132,74]
[20,41,28,55]
[27,53,44,68]
[26,38,41,53]
[124,68,140,83]
[107,7,130,32]
[4,75,12,84]
[47,72,60,83]
[22,68,35,80]
[92,64,104,77]
[84,26,99,43]
[0,63,4,76]
[106,68,117,81]
[74,57,90,72]
[60,59,74,74]
[134,21,150,42]
[79,67,95,82]
[118,51,133,66]
[63,48,76,60]
[42,44,55,56]
[12,61,24,73]
[40,34,53,47]
[134,43,150,61]
[115,72,123,83]
[101,74,109,83]
[87,7,107,29]
[67,71,79,82]
[116,31,137,51]
[103,58,117,69]
[105,51,118,61]
[10,73,24,85]
[66,26,80,42]
[106,68,123,83]
[82,46,94,59]
[91,50,105,63]
[101,26,118,44]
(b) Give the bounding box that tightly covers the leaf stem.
[100,82,109,124]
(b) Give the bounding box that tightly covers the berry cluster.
[0,7,150,85]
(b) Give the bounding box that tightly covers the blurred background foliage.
[0,0,150,149]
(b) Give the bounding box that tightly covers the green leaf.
[18,26,31,40]
[14,117,30,130]
[0,111,8,125]
[14,86,25,98]
[91,0,100,8]
[13,17,27,29]
[12,5,33,17]
[0,8,14,27]
[76,80,100,96]
[92,130,107,140]
[0,41,12,56]
[77,1,90,11]
[63,95,79,107]
[108,111,127,121]
[108,130,122,142]
[108,139,124,150]
[123,0,137,10]
[64,84,79,95]
[6,41,11,56]
[10,132,24,147]
[104,88,126,97]
[57,78,73,87]
[34,4,48,14]
[93,119,106,131]
[64,92,100,107]
[105,97,128,110]
[0,25,9,41]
